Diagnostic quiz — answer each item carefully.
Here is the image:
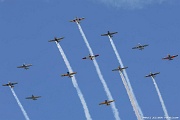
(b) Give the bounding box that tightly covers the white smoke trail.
[76,22,121,120]
[119,71,142,120]
[55,42,92,120]
[10,87,30,120]
[108,36,144,119]
[151,77,170,120]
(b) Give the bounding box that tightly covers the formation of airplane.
[70,17,85,23]
[26,95,41,100]
[132,43,149,50]
[145,72,160,78]
[61,72,77,78]
[82,54,99,60]
[99,100,115,106]
[17,63,32,70]
[112,66,128,72]
[48,37,64,43]
[2,82,18,88]
[2,17,178,109]
[162,54,178,60]
[101,31,118,38]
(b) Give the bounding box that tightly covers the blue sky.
[0,0,179,120]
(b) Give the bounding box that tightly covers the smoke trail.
[10,87,30,120]
[119,71,142,120]
[108,36,144,119]
[151,77,170,120]
[76,22,121,120]
[55,42,92,120]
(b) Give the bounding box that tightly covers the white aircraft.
[2,82,18,88]
[70,17,85,23]
[17,63,32,70]
[145,72,160,78]
[48,37,64,43]
[99,100,115,106]
[101,31,118,38]
[26,95,41,100]
[82,54,99,60]
[112,66,128,72]
[61,72,77,78]
[132,43,149,50]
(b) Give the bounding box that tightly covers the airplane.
[61,72,77,78]
[112,66,128,72]
[132,43,149,50]
[101,31,118,38]
[2,82,18,88]
[17,63,32,70]
[99,100,115,106]
[70,17,85,23]
[162,54,178,60]
[48,37,64,43]
[26,95,41,100]
[145,72,160,78]
[82,54,99,60]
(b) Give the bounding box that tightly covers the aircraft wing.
[90,55,99,60]
[124,67,128,69]
[162,55,178,60]
[143,44,149,47]
[110,32,118,35]
[171,55,178,58]
[82,57,88,59]
[132,46,138,49]
[112,69,119,71]
[101,33,109,36]
[154,72,160,75]
[94,55,99,57]
[32,96,41,100]
[70,18,85,22]
[48,37,64,42]
[61,74,68,77]
[99,102,106,105]
[78,17,85,21]
[162,56,170,60]
[101,32,118,37]
[57,37,64,40]
[34,96,41,98]
[17,66,24,68]
[25,64,32,67]
[17,64,32,68]
[61,72,76,77]
[2,84,9,86]
[26,97,33,99]
[109,100,115,103]
[11,83,18,85]
[145,75,151,77]
[70,19,76,22]
[26,97,37,100]
[26,96,41,100]
[48,39,56,42]
[145,72,160,77]
[69,72,77,75]
[162,57,169,59]
[82,55,99,60]
[112,67,127,71]
[99,100,114,105]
